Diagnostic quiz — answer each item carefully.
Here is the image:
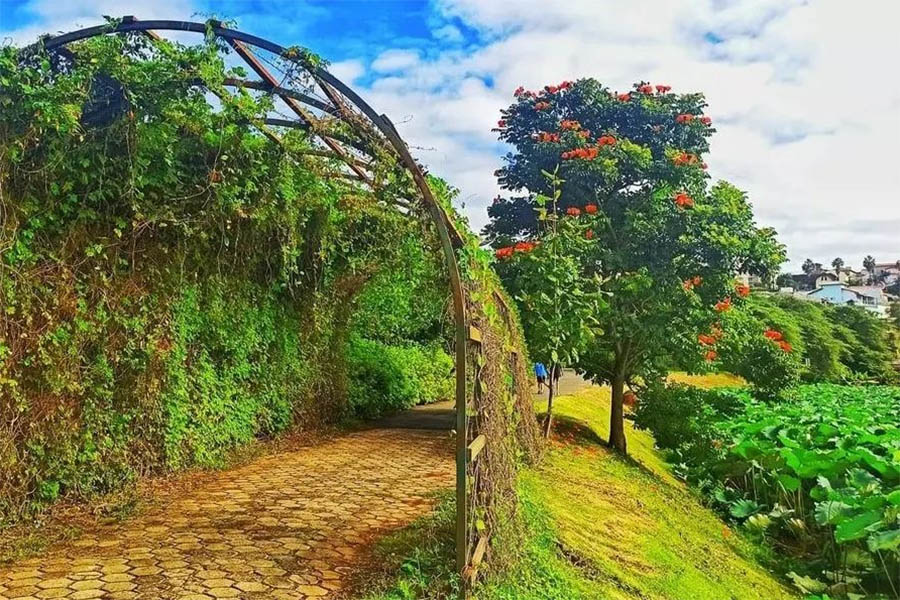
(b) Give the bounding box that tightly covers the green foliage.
[0,32,454,519]
[499,170,605,369]
[715,300,803,398]
[159,280,313,469]
[826,305,896,382]
[346,335,453,419]
[637,382,900,598]
[488,79,785,452]
[633,383,748,453]
[351,234,448,344]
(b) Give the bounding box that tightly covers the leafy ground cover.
[358,380,795,599]
[636,382,900,599]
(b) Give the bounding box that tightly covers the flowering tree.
[488,79,785,453]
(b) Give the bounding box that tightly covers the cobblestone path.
[0,429,453,600]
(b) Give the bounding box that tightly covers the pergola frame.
[23,16,488,597]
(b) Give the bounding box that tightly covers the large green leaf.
[834,511,882,543]
[730,498,762,519]
[815,501,851,526]
[867,528,900,552]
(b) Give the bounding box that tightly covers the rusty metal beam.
[224,36,373,186]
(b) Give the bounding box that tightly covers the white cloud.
[328,59,365,84]
[371,49,421,73]
[433,24,463,43]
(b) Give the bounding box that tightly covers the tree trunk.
[609,359,628,454]
[543,363,557,438]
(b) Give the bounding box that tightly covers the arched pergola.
[20,16,511,597]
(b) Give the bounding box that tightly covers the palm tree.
[863,255,876,273]
[832,257,844,275]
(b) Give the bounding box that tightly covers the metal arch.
[25,17,472,590]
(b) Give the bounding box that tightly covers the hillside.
[362,378,798,599]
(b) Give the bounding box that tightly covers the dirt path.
[0,429,452,600]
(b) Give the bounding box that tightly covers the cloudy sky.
[2,0,898,270]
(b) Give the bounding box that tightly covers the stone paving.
[0,429,454,600]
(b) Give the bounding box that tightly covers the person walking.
[551,363,562,388]
[534,362,548,393]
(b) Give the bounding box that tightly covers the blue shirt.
[534,363,548,378]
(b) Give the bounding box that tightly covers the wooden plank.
[468,325,482,344]
[467,434,486,462]
[466,535,489,583]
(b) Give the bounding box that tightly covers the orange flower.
[546,85,559,94]
[584,229,594,240]
[597,135,617,146]
[675,114,694,124]
[514,241,536,253]
[655,84,671,93]
[764,329,783,341]
[735,284,750,298]
[566,207,581,217]
[584,204,598,214]
[535,131,560,143]
[672,152,699,166]
[624,391,638,407]
[779,341,793,353]
[722,526,732,539]
[534,101,551,111]
[683,279,694,291]
[560,119,581,130]
[704,350,718,362]
[714,297,732,312]
[617,93,631,102]
[693,275,703,286]
[497,119,507,128]
[639,84,653,94]
[674,193,694,209]
[514,86,525,97]
[698,334,717,346]
[700,116,712,125]
[495,247,514,259]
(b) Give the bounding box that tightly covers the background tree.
[802,259,817,275]
[488,79,785,453]
[776,273,795,288]
[831,257,844,275]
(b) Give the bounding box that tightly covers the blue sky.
[1,0,899,269]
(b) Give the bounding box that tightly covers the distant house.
[873,262,900,285]
[805,282,890,317]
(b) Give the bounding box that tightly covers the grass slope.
[360,377,796,600]
[488,383,796,599]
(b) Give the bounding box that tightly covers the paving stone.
[0,430,453,599]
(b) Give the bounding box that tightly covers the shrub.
[347,335,453,418]
[633,383,749,463]
[716,302,802,398]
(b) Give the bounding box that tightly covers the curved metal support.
[24,16,473,590]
